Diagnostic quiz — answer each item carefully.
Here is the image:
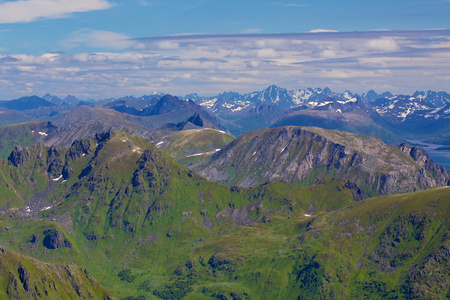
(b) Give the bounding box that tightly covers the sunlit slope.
[0,130,448,299]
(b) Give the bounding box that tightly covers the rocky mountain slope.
[0,247,113,299]
[0,130,448,298]
[193,126,449,197]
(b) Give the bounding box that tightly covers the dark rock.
[8,146,30,167]
[18,265,31,292]
[67,139,92,159]
[7,272,19,299]
[28,234,38,243]
[43,229,72,250]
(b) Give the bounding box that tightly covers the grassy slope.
[0,247,113,299]
[150,128,235,166]
[0,131,448,299]
[0,121,51,160]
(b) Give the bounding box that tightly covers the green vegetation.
[0,121,51,159]
[150,128,235,166]
[0,247,112,299]
[0,130,448,299]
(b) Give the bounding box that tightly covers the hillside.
[0,121,57,159]
[193,126,449,197]
[0,131,448,299]
[0,247,113,299]
[0,109,32,127]
[149,128,235,166]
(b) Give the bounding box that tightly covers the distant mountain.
[46,106,150,147]
[0,96,55,111]
[42,94,64,105]
[97,94,162,111]
[161,112,227,132]
[193,85,343,116]
[42,94,82,106]
[193,126,449,197]
[370,94,450,137]
[0,108,32,126]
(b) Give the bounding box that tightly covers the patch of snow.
[336,109,342,113]
[186,152,206,157]
[41,206,52,211]
[317,101,332,107]
[122,139,127,142]
[218,130,226,134]
[53,175,63,181]
[231,106,245,112]
[82,153,86,156]
[337,97,357,104]
[398,106,414,121]
[304,214,311,217]
[253,151,257,156]
[38,132,48,136]
[156,141,164,147]
[186,149,221,158]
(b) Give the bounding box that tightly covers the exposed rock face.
[8,146,30,167]
[7,143,46,167]
[397,143,450,186]
[42,230,72,250]
[66,139,92,159]
[193,126,450,197]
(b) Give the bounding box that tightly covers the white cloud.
[310,29,339,33]
[0,0,112,24]
[366,37,400,52]
[1,30,450,98]
[157,40,179,50]
[63,30,134,50]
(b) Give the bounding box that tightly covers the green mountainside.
[193,126,449,198]
[0,247,113,299]
[0,131,448,299]
[0,121,57,160]
[149,128,235,166]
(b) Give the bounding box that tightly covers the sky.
[0,0,449,100]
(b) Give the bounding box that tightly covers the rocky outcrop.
[0,247,113,298]
[42,229,72,250]
[8,146,30,167]
[7,143,46,167]
[193,126,450,197]
[397,143,449,186]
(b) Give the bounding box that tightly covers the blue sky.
[0,0,449,99]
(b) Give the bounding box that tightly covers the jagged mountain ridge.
[190,85,450,114]
[193,126,449,197]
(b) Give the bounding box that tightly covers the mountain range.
[0,85,449,298]
[0,130,448,299]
